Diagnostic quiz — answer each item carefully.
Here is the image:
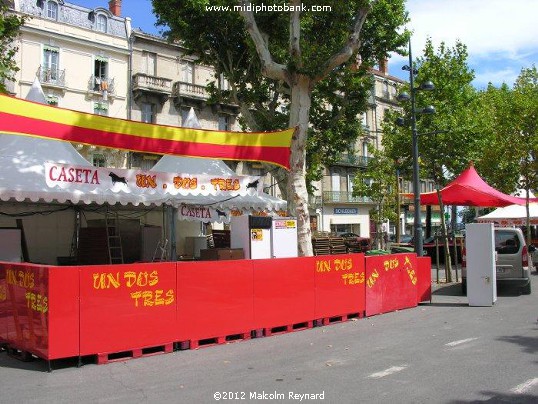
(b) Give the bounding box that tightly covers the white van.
[462,227,534,295]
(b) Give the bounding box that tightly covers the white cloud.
[407,0,538,56]
[388,0,538,86]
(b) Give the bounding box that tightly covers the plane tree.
[152,0,409,255]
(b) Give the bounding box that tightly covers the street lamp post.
[397,39,435,257]
[408,41,423,257]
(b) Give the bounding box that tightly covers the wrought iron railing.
[336,154,374,167]
[37,66,65,87]
[322,191,372,204]
[89,75,116,95]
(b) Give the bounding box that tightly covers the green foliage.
[473,66,537,194]
[0,4,26,93]
[352,147,398,224]
[382,38,478,187]
[152,0,409,186]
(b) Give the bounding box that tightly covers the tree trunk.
[287,75,313,256]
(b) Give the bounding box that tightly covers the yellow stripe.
[0,96,294,148]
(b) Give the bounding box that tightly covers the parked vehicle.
[389,234,413,244]
[337,232,371,253]
[462,227,535,295]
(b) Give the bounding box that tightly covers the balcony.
[88,75,116,98]
[37,66,66,89]
[336,154,374,167]
[172,81,208,109]
[132,73,173,104]
[322,191,372,204]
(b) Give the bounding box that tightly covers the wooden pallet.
[96,343,173,365]
[316,312,363,326]
[178,331,252,350]
[263,320,314,337]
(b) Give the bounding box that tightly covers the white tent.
[150,108,286,222]
[477,203,538,226]
[0,79,163,207]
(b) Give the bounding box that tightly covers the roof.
[413,164,538,207]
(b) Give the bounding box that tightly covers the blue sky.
[79,0,537,88]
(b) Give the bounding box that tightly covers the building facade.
[8,0,436,239]
[309,62,438,239]
[129,29,240,170]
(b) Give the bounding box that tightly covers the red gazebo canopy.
[409,164,538,207]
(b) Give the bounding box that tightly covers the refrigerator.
[231,216,298,259]
[271,218,298,258]
[465,223,497,306]
[231,215,273,259]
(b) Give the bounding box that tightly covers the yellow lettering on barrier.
[24,291,48,313]
[316,260,331,272]
[366,269,379,288]
[342,272,365,285]
[407,268,418,285]
[93,268,173,308]
[0,284,5,301]
[383,258,399,271]
[130,289,175,307]
[123,270,159,288]
[93,272,120,289]
[334,258,353,271]
[6,269,34,288]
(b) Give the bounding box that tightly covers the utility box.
[466,223,497,306]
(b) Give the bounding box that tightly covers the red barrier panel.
[2,263,79,359]
[314,254,366,321]
[417,256,432,303]
[365,253,418,317]
[176,260,254,345]
[253,257,316,331]
[79,262,176,356]
[0,264,6,344]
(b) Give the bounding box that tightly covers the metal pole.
[409,38,423,257]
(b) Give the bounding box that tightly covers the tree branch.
[289,0,302,68]
[313,3,373,84]
[238,0,288,83]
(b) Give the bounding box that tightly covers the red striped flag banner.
[0,95,294,169]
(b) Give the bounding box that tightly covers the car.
[462,227,535,295]
[389,234,413,244]
[337,232,371,252]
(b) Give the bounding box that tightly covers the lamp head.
[420,81,435,91]
[397,92,411,102]
[395,117,406,127]
[421,105,436,115]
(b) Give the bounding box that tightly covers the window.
[219,74,230,91]
[94,101,108,116]
[331,168,341,193]
[218,115,230,131]
[46,95,59,106]
[94,57,108,91]
[141,103,155,123]
[92,153,106,167]
[96,14,107,33]
[46,1,58,20]
[182,61,194,83]
[143,51,157,76]
[361,113,367,127]
[362,140,369,157]
[43,47,59,82]
[383,81,390,99]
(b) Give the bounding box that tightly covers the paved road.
[1,274,537,404]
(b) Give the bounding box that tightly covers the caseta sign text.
[45,163,261,197]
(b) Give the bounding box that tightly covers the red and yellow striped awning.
[0,95,294,169]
